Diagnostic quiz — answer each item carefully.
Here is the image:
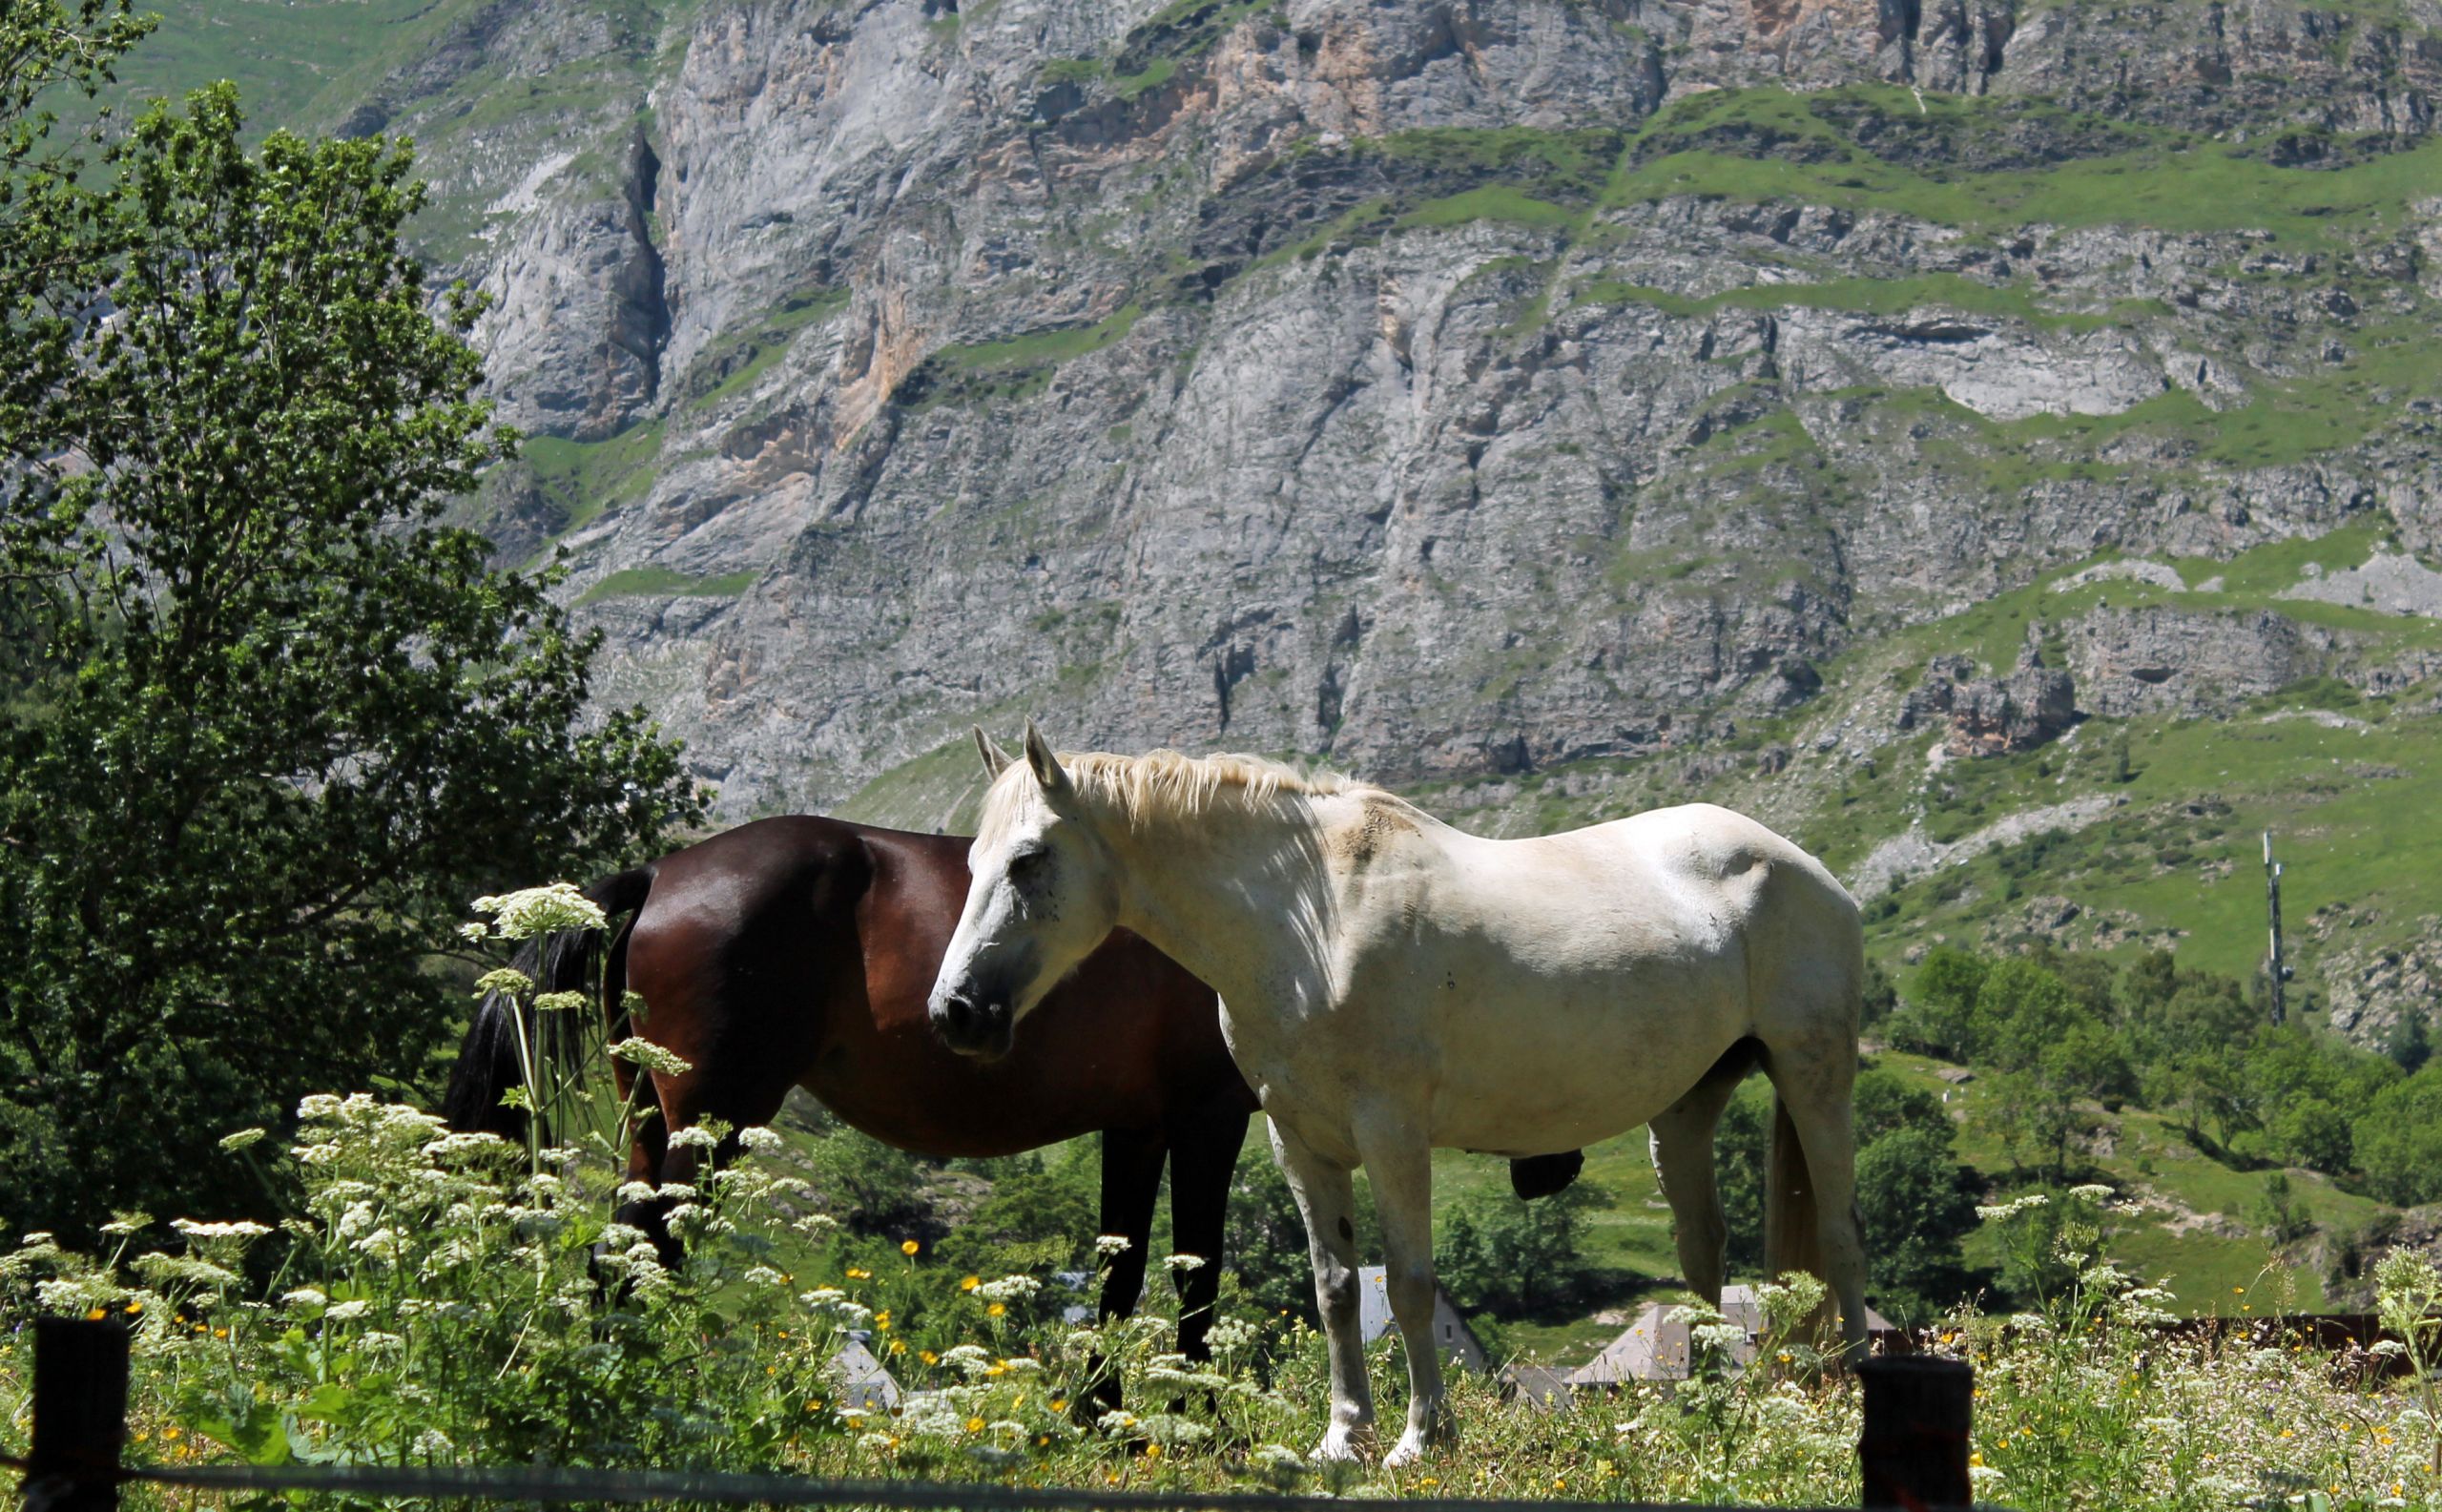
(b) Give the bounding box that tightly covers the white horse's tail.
[1761,1091,1820,1285]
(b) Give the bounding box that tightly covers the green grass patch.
[518,418,667,552]
[1398,185,1580,230]
[936,303,1144,372]
[574,565,758,605]
[689,286,850,407]
[1605,84,2442,252]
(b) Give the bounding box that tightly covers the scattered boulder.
[1900,654,2079,756]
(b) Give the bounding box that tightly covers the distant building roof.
[1568,1286,1894,1385]
[1502,1361,1576,1411]
[828,1336,901,1411]
[1356,1266,1489,1374]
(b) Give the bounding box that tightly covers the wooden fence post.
[1857,1356,1973,1509]
[26,1318,128,1512]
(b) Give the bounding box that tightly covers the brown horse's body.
[446,815,1256,1357]
[620,818,1251,1163]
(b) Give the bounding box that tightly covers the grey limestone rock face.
[346,0,2442,820]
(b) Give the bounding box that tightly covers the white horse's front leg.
[1270,1118,1374,1460]
[1356,1114,1446,1466]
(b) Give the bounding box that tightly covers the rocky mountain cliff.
[142,0,2442,1038]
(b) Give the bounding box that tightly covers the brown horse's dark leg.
[1167,1103,1251,1363]
[1091,1127,1168,1412]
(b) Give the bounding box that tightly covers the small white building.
[1356,1266,1488,1374]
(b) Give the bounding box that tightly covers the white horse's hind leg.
[1270,1118,1375,1460]
[1354,1117,1445,1465]
[1646,1067,1748,1306]
[1768,1069,1872,1363]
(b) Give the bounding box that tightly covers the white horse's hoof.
[1384,1434,1430,1467]
[1314,1426,1369,1462]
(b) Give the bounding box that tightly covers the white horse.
[928,724,1869,1464]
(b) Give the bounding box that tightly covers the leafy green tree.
[0,51,700,1237]
[2354,1064,2442,1206]
[1715,1079,1772,1271]
[2389,1010,2432,1076]
[1970,1067,2095,1181]
[1434,1180,1603,1316]
[942,1145,1100,1274]
[2256,1170,2313,1247]
[1855,1124,1979,1322]
[1884,946,1987,1061]
[1852,1067,1950,1149]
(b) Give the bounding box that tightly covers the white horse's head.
[927,720,1123,1059]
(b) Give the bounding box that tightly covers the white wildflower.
[280,1288,328,1310]
[217,1129,267,1153]
[737,1127,784,1155]
[975,1274,1040,1303]
[1976,1193,2049,1221]
[323,1299,370,1321]
[608,1038,694,1077]
[1094,1234,1132,1256]
[471,968,533,999]
[170,1219,272,1243]
[468,883,606,942]
[533,991,588,1014]
[1162,1253,1207,1272]
[667,1126,720,1151]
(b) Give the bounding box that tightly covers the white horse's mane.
[999,747,1387,829]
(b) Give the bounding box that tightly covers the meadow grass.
[5,1087,2437,1511]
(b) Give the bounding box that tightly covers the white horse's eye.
[1008,848,1050,880]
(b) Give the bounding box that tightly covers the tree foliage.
[1434,1179,1603,1316]
[0,10,701,1237]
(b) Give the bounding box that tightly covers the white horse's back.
[1322,800,1858,1155]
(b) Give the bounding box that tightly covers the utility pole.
[2265,831,2287,1026]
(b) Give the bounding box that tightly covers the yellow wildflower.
[901,1239,921,1256]
[962,1275,981,1292]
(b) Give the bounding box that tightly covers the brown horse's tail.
[442,868,653,1141]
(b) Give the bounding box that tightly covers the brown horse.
[442,813,1583,1359]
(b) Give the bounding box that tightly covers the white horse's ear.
[974,726,1013,778]
[1022,717,1070,796]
